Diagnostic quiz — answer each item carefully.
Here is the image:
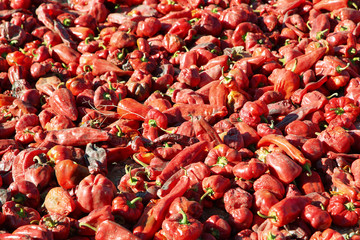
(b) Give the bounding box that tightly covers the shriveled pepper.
[203,215,231,240]
[301,204,332,230]
[233,158,268,180]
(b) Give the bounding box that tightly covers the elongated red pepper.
[133,175,190,240]
[258,134,312,174]
[257,196,311,227]
[45,127,110,146]
[156,141,208,185]
[285,47,326,75]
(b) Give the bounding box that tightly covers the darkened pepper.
[201,175,231,201]
[327,195,360,227]
[2,201,41,230]
[203,215,231,240]
[112,192,143,223]
[239,100,269,128]
[162,209,203,240]
[39,213,71,240]
[7,180,40,209]
[301,204,332,231]
[266,152,302,184]
[257,196,311,227]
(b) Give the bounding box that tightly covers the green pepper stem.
[63,18,71,27]
[291,58,298,72]
[336,63,350,73]
[212,156,228,168]
[128,197,142,208]
[200,188,214,202]
[179,209,190,225]
[133,154,149,168]
[79,222,97,232]
[12,193,26,204]
[257,211,277,221]
[303,163,312,176]
[327,92,339,99]
[345,202,356,211]
[115,125,123,138]
[306,21,312,30]
[316,29,329,40]
[125,165,138,185]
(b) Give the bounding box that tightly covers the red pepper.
[253,174,285,200]
[301,204,332,230]
[2,201,41,230]
[54,160,90,190]
[317,125,354,153]
[233,158,268,180]
[285,47,326,75]
[76,174,117,213]
[203,215,231,240]
[223,187,253,213]
[200,175,231,201]
[95,220,141,240]
[298,171,325,194]
[324,97,360,125]
[45,127,110,146]
[228,207,253,232]
[112,192,143,223]
[239,100,269,128]
[257,121,282,137]
[133,175,190,240]
[257,196,311,227]
[254,189,280,216]
[258,134,312,175]
[12,224,53,240]
[156,141,208,185]
[327,195,360,227]
[8,180,40,209]
[266,152,302,184]
[77,205,114,236]
[309,228,344,240]
[39,213,70,240]
[161,209,203,240]
[168,197,203,220]
[44,187,76,216]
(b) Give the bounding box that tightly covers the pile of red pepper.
[1,0,360,239]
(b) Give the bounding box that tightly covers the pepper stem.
[12,193,26,204]
[125,165,138,185]
[257,211,277,221]
[336,63,350,73]
[127,197,142,209]
[212,156,228,168]
[291,58,298,72]
[303,163,312,176]
[345,202,356,211]
[179,209,190,225]
[79,222,97,232]
[133,154,149,168]
[200,188,214,202]
[316,29,329,40]
[63,18,71,27]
